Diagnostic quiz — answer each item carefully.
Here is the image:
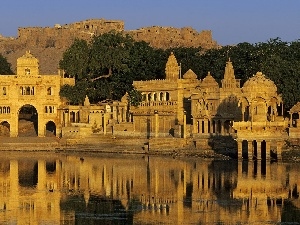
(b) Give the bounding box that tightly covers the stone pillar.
[257,141,262,160]
[65,111,69,126]
[204,120,209,134]
[38,120,45,137]
[37,160,46,190]
[10,113,18,137]
[113,105,118,121]
[238,160,243,178]
[221,121,225,135]
[248,141,253,160]
[103,113,107,135]
[237,140,243,159]
[257,160,261,179]
[277,141,282,160]
[210,119,214,134]
[199,120,202,133]
[266,141,271,160]
[9,160,19,210]
[183,111,186,139]
[154,111,159,138]
[193,118,197,134]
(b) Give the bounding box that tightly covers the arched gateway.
[0,51,75,137]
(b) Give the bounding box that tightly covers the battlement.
[16,19,125,48]
[127,26,218,49]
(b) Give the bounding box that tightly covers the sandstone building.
[0,51,74,137]
[1,51,298,161]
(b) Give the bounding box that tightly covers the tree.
[0,54,13,74]
[59,32,165,104]
[59,39,90,80]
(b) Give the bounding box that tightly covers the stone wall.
[127,26,218,49]
[0,18,219,74]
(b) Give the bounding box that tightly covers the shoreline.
[0,136,300,161]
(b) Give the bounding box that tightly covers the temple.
[1,51,299,159]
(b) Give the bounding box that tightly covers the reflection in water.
[0,153,299,224]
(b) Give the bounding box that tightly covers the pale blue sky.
[1,0,299,45]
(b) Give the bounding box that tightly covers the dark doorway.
[0,121,10,137]
[46,121,56,137]
[18,105,38,137]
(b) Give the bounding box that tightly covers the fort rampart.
[0,18,219,74]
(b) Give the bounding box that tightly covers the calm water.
[0,152,299,225]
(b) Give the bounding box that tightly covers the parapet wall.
[0,18,219,74]
[15,19,218,49]
[127,26,218,49]
[17,19,125,48]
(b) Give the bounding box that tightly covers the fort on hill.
[0,18,219,74]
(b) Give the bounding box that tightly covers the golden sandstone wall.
[0,19,219,74]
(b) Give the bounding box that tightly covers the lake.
[0,152,299,224]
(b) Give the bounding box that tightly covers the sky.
[1,0,300,46]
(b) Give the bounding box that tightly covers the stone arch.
[0,121,10,137]
[18,104,38,137]
[45,121,56,137]
[224,120,232,134]
[239,97,250,121]
[251,97,267,122]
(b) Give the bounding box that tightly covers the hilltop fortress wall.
[0,19,219,74]
[15,18,218,49]
[17,19,125,48]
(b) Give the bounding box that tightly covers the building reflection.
[0,154,299,224]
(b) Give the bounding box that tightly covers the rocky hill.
[0,18,219,74]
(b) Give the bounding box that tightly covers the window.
[47,87,52,95]
[25,68,30,75]
[3,87,6,95]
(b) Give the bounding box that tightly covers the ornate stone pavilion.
[233,72,287,160]
[129,53,289,159]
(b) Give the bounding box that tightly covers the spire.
[84,95,90,106]
[221,59,240,89]
[224,59,235,80]
[165,52,179,80]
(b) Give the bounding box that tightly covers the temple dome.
[183,69,197,79]
[200,72,219,88]
[242,72,277,96]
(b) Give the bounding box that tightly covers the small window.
[47,87,52,95]
[3,87,6,95]
[25,68,30,75]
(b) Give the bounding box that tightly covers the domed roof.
[242,72,277,95]
[17,50,39,65]
[183,69,197,79]
[200,72,219,87]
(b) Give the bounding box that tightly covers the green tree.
[59,32,165,104]
[0,54,13,74]
[59,39,90,80]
